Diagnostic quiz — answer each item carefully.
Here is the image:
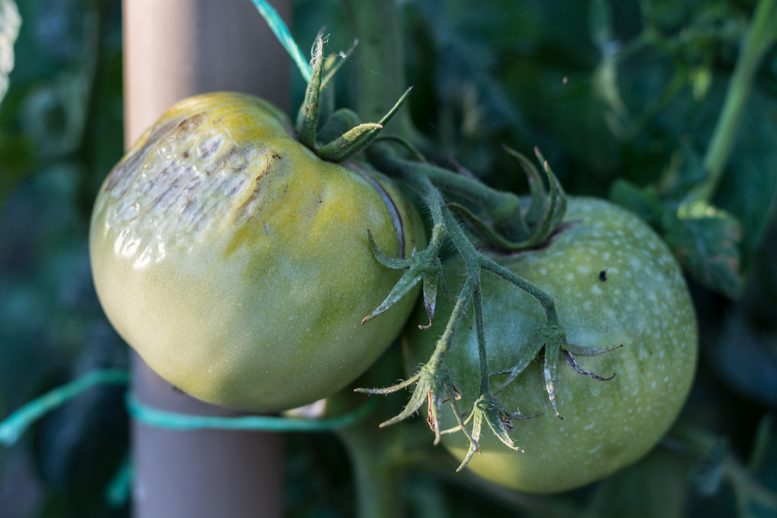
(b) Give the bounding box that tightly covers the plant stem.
[693,0,777,203]
[343,0,415,141]
[339,426,405,518]
[340,2,412,515]
[394,157,525,231]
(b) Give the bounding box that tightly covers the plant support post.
[123,1,290,516]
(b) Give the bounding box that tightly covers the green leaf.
[296,34,325,149]
[0,0,20,105]
[420,269,439,329]
[662,201,743,298]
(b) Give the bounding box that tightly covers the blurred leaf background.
[1,0,777,516]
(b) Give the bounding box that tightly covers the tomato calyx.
[295,34,411,163]
[450,393,532,471]
[447,147,568,252]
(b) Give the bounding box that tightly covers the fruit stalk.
[338,422,405,518]
[338,1,416,513]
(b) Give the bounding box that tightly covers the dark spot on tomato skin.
[214,145,240,172]
[271,152,282,160]
[175,113,206,135]
[599,270,607,281]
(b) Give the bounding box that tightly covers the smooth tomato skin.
[404,197,697,493]
[90,92,423,412]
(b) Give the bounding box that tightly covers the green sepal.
[542,323,566,419]
[457,401,483,470]
[361,256,442,326]
[318,123,384,162]
[320,39,358,91]
[296,34,325,149]
[354,363,457,442]
[363,222,445,325]
[449,148,567,251]
[480,395,522,452]
[361,262,424,324]
[526,148,567,245]
[504,146,546,226]
[366,229,412,270]
[449,202,521,250]
[317,87,413,162]
[455,394,522,472]
[492,338,546,392]
[318,109,362,146]
[377,87,413,126]
[374,135,427,162]
[420,268,440,329]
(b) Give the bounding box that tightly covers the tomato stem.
[341,429,405,518]
[343,0,416,142]
[392,156,527,238]
[691,0,777,203]
[330,390,406,518]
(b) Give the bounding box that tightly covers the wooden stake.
[123,1,289,516]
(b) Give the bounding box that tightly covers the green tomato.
[90,92,423,412]
[404,197,697,493]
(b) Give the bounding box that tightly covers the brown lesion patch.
[233,172,266,223]
[231,151,282,224]
[104,117,183,192]
[215,145,241,173]
[175,113,206,136]
[223,153,283,257]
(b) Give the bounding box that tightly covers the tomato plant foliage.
[1,0,777,516]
